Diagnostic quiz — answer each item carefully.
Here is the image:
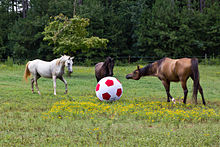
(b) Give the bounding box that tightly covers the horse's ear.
[112,58,115,63]
[137,65,140,70]
[70,57,74,60]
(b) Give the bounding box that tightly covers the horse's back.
[176,58,192,69]
[29,59,52,69]
[28,59,54,78]
[158,58,177,80]
[175,58,193,79]
[95,62,105,81]
[95,62,104,72]
[159,58,193,81]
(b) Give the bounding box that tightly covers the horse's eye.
[134,71,138,75]
[68,63,70,65]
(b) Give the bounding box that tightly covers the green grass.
[0,64,219,146]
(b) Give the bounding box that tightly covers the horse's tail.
[24,62,31,82]
[191,58,199,104]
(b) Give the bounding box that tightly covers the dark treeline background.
[0,0,219,64]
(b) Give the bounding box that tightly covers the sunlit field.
[0,64,219,146]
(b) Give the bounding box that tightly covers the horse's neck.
[103,61,108,67]
[140,63,157,77]
[101,62,109,74]
[54,60,65,75]
[58,63,65,71]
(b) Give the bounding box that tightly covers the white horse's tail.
[24,62,31,82]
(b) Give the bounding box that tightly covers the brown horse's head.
[105,57,114,76]
[126,66,141,80]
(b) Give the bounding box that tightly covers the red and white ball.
[95,77,123,102]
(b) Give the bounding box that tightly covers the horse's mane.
[156,57,166,67]
[56,55,70,66]
[103,57,112,66]
[56,59,61,65]
[139,58,166,76]
[139,64,153,76]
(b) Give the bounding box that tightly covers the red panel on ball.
[116,88,122,97]
[102,92,111,100]
[117,79,121,83]
[105,80,114,87]
[96,84,100,91]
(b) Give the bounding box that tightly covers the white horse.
[24,55,74,95]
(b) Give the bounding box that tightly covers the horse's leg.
[162,80,170,102]
[34,76,41,95]
[59,76,68,94]
[53,76,57,95]
[96,77,100,82]
[162,80,175,103]
[31,78,34,93]
[198,83,206,105]
[181,80,188,104]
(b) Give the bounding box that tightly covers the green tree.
[7,0,55,62]
[0,0,19,59]
[136,0,220,58]
[42,14,109,56]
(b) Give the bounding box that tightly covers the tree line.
[0,0,219,64]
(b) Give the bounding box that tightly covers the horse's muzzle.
[126,74,132,79]
[109,73,113,77]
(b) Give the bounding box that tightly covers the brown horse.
[126,57,206,105]
[95,57,115,82]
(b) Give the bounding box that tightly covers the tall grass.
[0,64,219,146]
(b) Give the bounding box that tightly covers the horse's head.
[126,65,141,80]
[65,56,74,74]
[106,57,114,76]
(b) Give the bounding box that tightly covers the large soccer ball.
[95,77,123,102]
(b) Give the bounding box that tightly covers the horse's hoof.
[171,98,176,104]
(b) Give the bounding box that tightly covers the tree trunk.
[12,0,15,12]
[200,0,205,12]
[171,0,175,8]
[73,0,76,17]
[187,0,191,10]
[26,0,28,11]
[22,0,26,18]
[22,0,29,18]
[15,0,18,13]
[78,0,83,5]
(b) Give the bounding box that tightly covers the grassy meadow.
[0,64,219,146]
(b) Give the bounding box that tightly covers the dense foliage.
[0,0,219,64]
[42,14,108,55]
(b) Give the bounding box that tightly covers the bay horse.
[126,57,206,105]
[95,57,115,82]
[23,55,74,95]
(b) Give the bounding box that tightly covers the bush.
[5,56,13,67]
[201,56,220,65]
